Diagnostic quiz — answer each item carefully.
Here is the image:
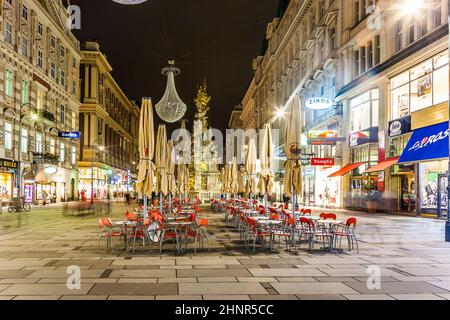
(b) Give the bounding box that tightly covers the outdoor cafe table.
[166,221,194,254]
[243,209,261,217]
[256,219,284,252]
[315,219,344,253]
[112,220,137,252]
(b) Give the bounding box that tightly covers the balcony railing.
[306,104,343,130]
[32,152,60,165]
[37,110,56,123]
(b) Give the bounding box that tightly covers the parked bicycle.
[7,197,31,213]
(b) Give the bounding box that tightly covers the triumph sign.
[305,97,334,110]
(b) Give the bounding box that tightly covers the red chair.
[187,218,210,254]
[299,217,332,253]
[319,213,337,220]
[97,218,123,252]
[333,217,359,253]
[246,218,270,252]
[270,213,279,221]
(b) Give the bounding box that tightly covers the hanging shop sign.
[307,130,338,145]
[388,116,412,137]
[305,97,334,110]
[349,127,379,147]
[58,132,80,139]
[0,159,18,170]
[311,158,335,166]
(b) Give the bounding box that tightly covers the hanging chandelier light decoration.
[155,60,187,123]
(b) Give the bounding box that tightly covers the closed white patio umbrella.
[259,123,274,213]
[284,95,303,215]
[136,98,155,220]
[246,138,257,206]
[155,125,168,212]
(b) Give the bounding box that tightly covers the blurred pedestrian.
[125,192,130,205]
[42,191,48,206]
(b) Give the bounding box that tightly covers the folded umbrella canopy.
[230,158,239,194]
[220,167,226,193]
[238,168,245,194]
[136,99,155,220]
[284,95,303,202]
[166,140,176,194]
[155,125,168,196]
[258,123,274,195]
[246,138,258,204]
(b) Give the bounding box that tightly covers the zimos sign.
[305,97,334,110]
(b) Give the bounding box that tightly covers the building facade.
[0,0,81,204]
[78,41,139,201]
[241,0,449,216]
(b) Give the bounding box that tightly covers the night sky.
[71,0,279,133]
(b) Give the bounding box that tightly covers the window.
[433,1,442,29]
[374,35,381,65]
[50,62,56,79]
[395,21,403,52]
[408,17,415,45]
[37,49,43,68]
[50,138,55,154]
[350,89,379,132]
[35,132,42,153]
[22,5,28,20]
[367,41,374,69]
[60,46,65,58]
[419,11,428,37]
[21,128,28,154]
[72,80,77,95]
[4,122,12,150]
[60,70,66,86]
[4,70,13,97]
[37,22,43,35]
[390,51,449,119]
[360,47,366,73]
[71,111,76,130]
[351,144,379,168]
[51,36,56,48]
[71,146,76,165]
[72,58,77,69]
[60,105,65,124]
[37,89,45,109]
[354,50,360,76]
[5,22,12,44]
[354,0,360,25]
[330,28,336,52]
[21,80,28,104]
[22,37,28,56]
[60,143,65,162]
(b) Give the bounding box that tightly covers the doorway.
[399,174,416,213]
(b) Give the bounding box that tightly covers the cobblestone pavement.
[0,202,450,300]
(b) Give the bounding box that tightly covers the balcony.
[32,152,60,165]
[37,110,56,124]
[305,104,343,130]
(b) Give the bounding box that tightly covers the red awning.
[328,163,364,178]
[364,157,400,173]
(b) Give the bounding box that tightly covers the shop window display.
[419,160,447,211]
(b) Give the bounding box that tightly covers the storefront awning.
[399,121,449,164]
[328,163,364,178]
[364,157,400,173]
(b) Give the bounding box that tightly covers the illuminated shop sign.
[305,97,334,110]
[311,158,335,166]
[388,116,412,137]
[307,130,338,145]
[0,159,18,169]
[349,127,379,147]
[58,132,80,139]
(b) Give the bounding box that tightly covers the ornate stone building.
[0,0,81,203]
[78,41,140,200]
[241,0,449,215]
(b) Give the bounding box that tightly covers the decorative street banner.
[311,158,335,166]
[399,121,449,163]
[58,132,80,139]
[349,127,379,147]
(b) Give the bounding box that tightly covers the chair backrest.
[126,212,137,222]
[269,207,278,214]
[99,217,112,229]
[326,213,337,220]
[198,218,208,228]
[270,213,279,221]
[319,213,327,219]
[300,217,314,230]
[303,209,312,215]
[188,213,197,222]
[259,208,266,216]
[346,217,357,228]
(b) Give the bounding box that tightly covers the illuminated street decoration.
[155,60,187,123]
[112,0,147,4]
[305,97,334,110]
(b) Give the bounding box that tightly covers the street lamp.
[17,103,38,202]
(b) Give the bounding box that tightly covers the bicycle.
[8,198,31,213]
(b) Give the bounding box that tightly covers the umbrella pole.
[292,185,296,219]
[264,193,269,217]
[143,195,148,220]
[159,192,163,214]
[169,193,172,215]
